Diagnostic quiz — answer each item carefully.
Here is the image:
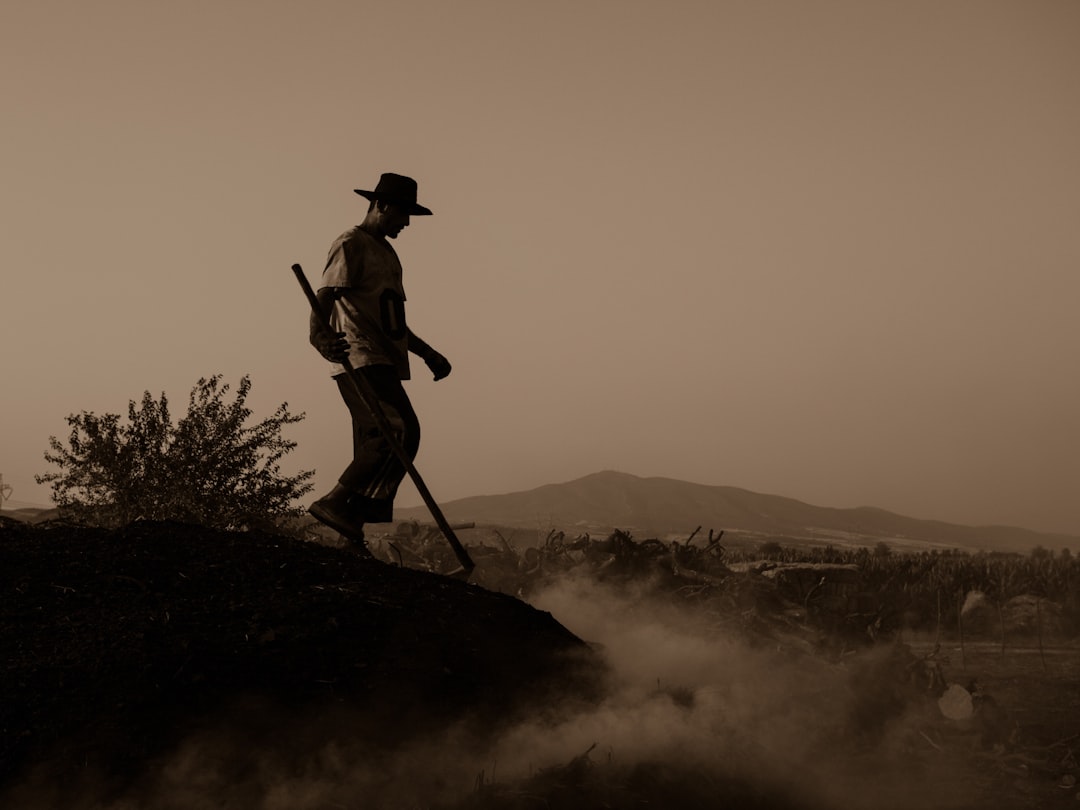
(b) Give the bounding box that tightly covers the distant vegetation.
[35,375,313,530]
[728,540,1080,640]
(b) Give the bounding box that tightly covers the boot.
[309,483,366,544]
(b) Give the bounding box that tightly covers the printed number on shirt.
[379,289,407,340]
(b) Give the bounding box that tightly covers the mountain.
[397,470,1078,554]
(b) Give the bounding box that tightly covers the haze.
[2,1,1078,536]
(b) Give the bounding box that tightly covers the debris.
[938,683,974,721]
[919,730,945,752]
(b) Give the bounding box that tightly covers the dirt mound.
[0,519,602,797]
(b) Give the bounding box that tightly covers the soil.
[0,518,602,807]
[2,516,1077,809]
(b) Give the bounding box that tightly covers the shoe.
[309,499,366,543]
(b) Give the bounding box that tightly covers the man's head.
[355,173,431,213]
[355,173,431,239]
[366,199,412,239]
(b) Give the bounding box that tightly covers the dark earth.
[2,517,1077,809]
[0,518,609,808]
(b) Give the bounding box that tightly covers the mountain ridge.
[397,470,1078,554]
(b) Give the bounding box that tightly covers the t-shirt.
[319,226,410,380]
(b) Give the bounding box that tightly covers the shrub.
[36,375,314,530]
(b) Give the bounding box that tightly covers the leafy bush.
[36,375,314,530]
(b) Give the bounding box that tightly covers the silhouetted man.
[308,173,451,553]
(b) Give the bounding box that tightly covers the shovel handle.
[292,263,475,578]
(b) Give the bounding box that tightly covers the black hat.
[354,173,432,216]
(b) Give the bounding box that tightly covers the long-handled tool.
[292,263,475,580]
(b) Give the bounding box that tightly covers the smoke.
[961,590,987,616]
[474,574,984,809]
[7,573,985,810]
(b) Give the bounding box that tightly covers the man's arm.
[408,328,452,381]
[310,287,350,363]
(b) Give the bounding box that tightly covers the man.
[308,173,451,553]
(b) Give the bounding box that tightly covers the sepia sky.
[2,1,1078,536]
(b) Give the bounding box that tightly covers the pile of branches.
[371,524,729,593]
[363,523,875,655]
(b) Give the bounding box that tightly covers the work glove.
[425,351,452,381]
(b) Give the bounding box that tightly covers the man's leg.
[335,364,420,524]
[309,365,412,553]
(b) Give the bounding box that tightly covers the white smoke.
[960,589,987,616]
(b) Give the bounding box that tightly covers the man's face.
[378,202,411,239]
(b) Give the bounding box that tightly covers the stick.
[919,730,944,753]
[1035,596,1047,674]
[957,590,966,670]
[292,263,475,579]
[935,589,942,646]
[997,600,1006,660]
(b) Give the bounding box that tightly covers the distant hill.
[397,470,1079,554]
[0,506,60,524]
[7,472,1074,554]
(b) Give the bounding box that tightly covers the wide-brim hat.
[354,173,433,216]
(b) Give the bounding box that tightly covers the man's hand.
[424,351,452,381]
[313,330,350,363]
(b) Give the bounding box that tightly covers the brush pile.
[370,523,873,655]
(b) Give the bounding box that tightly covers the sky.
[2,0,1078,536]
